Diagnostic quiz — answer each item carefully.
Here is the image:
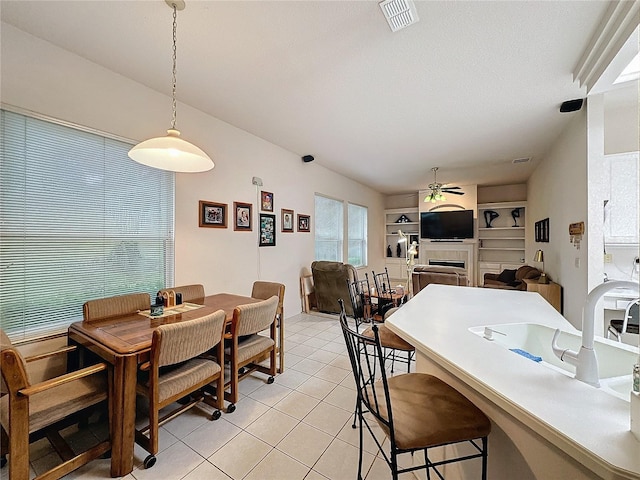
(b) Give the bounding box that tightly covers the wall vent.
[512,157,531,164]
[379,0,419,32]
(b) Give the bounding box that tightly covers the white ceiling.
[0,1,617,194]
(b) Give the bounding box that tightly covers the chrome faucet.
[551,280,639,387]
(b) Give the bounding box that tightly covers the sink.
[469,323,638,400]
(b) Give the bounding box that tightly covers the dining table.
[67,293,267,477]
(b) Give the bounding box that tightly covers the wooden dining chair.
[338,306,491,480]
[134,310,226,469]
[157,284,205,303]
[82,292,150,322]
[251,281,285,372]
[0,329,111,480]
[224,296,279,412]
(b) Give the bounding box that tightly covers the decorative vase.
[484,210,499,228]
[387,245,392,257]
[511,208,521,227]
[396,243,402,258]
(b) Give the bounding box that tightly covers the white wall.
[1,23,385,317]
[527,110,588,327]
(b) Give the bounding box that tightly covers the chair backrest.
[0,329,30,394]
[153,309,226,368]
[251,281,285,317]
[346,276,373,326]
[372,267,394,301]
[158,284,205,303]
[83,292,150,322]
[623,298,640,332]
[338,299,394,440]
[234,296,279,337]
[311,261,357,316]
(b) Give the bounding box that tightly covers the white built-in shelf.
[479,247,525,251]
[478,227,525,231]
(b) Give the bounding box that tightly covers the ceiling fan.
[424,167,464,203]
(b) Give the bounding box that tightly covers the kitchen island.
[385,284,640,480]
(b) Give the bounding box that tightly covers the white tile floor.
[6,312,419,480]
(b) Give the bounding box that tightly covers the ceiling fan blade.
[442,186,461,190]
[444,190,465,195]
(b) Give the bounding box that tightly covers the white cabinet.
[604,152,639,244]
[384,207,418,281]
[477,202,527,284]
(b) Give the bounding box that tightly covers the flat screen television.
[420,210,474,240]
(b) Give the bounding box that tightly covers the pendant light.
[128,0,214,173]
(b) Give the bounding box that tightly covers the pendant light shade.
[129,129,213,173]
[128,1,214,173]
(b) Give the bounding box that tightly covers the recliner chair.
[311,261,357,315]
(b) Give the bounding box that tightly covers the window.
[348,203,368,267]
[0,110,175,342]
[314,195,343,261]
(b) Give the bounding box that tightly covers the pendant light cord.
[171,4,178,130]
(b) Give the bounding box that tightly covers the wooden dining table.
[67,293,265,477]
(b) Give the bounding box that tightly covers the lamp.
[398,230,416,296]
[128,0,214,173]
[534,249,549,284]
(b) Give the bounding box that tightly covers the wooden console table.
[524,278,562,313]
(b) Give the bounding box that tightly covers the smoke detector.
[379,0,419,32]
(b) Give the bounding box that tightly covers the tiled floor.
[6,312,417,480]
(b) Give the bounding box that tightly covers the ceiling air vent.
[379,0,419,33]
[512,157,531,164]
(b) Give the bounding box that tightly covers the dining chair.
[0,329,111,480]
[607,298,639,341]
[158,284,205,303]
[251,281,285,372]
[224,296,279,412]
[82,292,150,322]
[338,307,491,480]
[134,310,226,469]
[371,267,404,319]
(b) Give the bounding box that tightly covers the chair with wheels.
[607,298,639,341]
[134,310,226,469]
[0,329,111,480]
[251,281,285,372]
[224,296,279,413]
[338,307,491,480]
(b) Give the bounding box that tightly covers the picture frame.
[261,191,274,212]
[259,213,276,246]
[281,209,294,233]
[234,202,252,231]
[199,200,227,228]
[534,218,550,242]
[297,214,311,232]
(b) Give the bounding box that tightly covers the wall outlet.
[604,253,613,263]
[575,257,580,268]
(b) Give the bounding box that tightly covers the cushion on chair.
[235,296,279,337]
[83,292,150,322]
[370,373,491,451]
[362,325,414,352]
[158,284,205,303]
[225,334,275,364]
[151,358,221,404]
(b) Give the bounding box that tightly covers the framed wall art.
[199,200,227,228]
[281,209,294,233]
[297,214,310,232]
[234,202,252,231]
[259,213,276,246]
[535,218,550,242]
[261,191,274,212]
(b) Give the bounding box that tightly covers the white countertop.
[385,284,640,480]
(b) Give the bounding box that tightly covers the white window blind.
[0,110,175,342]
[348,203,368,267]
[314,194,343,261]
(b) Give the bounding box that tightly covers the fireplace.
[429,259,465,269]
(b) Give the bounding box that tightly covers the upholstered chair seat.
[83,292,150,322]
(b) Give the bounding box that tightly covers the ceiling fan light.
[129,129,214,172]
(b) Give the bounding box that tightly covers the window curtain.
[0,109,175,341]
